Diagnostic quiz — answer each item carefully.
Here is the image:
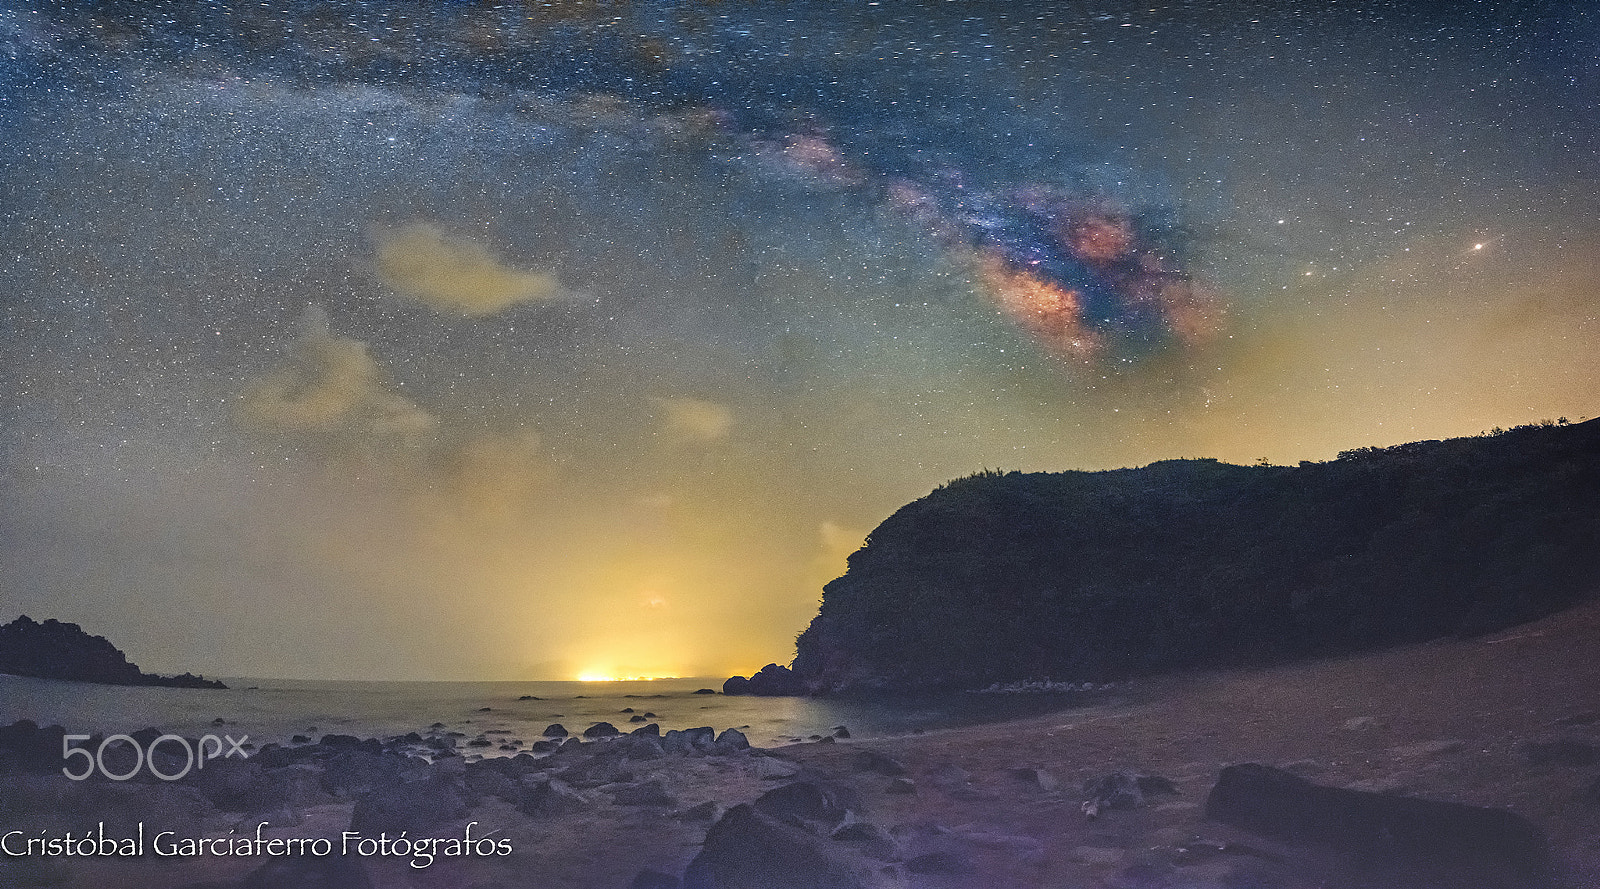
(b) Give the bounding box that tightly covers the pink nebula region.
[889,181,1226,361]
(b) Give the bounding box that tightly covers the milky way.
[1,1,1596,679]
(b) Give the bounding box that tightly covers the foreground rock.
[683,803,878,889]
[1206,763,1552,888]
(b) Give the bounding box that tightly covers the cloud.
[373,223,563,315]
[238,304,438,447]
[655,396,734,443]
[239,306,555,530]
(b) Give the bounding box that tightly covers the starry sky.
[2,1,1596,681]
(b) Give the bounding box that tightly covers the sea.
[0,675,1091,756]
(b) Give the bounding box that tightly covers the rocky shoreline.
[5,600,1600,888]
[0,711,1585,888]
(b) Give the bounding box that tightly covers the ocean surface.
[0,675,1089,755]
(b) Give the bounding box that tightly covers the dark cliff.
[0,615,226,689]
[794,417,1600,693]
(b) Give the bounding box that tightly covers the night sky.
[2,1,1596,680]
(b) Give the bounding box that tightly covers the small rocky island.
[0,614,225,689]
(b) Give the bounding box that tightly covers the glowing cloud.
[239,308,550,529]
[238,304,438,446]
[373,223,562,315]
[656,397,735,443]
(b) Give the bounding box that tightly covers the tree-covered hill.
[793,417,1600,694]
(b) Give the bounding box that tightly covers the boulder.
[464,762,521,803]
[558,750,635,788]
[544,724,569,738]
[1205,763,1550,888]
[927,763,972,793]
[682,804,871,889]
[349,775,469,835]
[663,730,691,755]
[269,763,338,811]
[6,775,210,838]
[660,726,716,755]
[712,728,750,753]
[674,800,724,823]
[830,821,898,860]
[1080,771,1176,817]
[190,759,289,812]
[754,756,802,780]
[318,751,419,799]
[584,722,621,739]
[1009,767,1059,792]
[0,720,68,773]
[752,781,853,832]
[622,734,667,760]
[722,675,753,695]
[611,779,677,808]
[850,750,906,777]
[516,778,592,817]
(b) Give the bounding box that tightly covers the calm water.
[0,675,1087,754]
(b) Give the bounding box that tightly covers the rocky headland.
[791,418,1600,694]
[0,615,226,689]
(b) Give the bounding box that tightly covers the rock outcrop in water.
[0,615,226,689]
[722,663,809,696]
[793,418,1600,693]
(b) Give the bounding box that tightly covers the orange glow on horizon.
[575,672,679,682]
